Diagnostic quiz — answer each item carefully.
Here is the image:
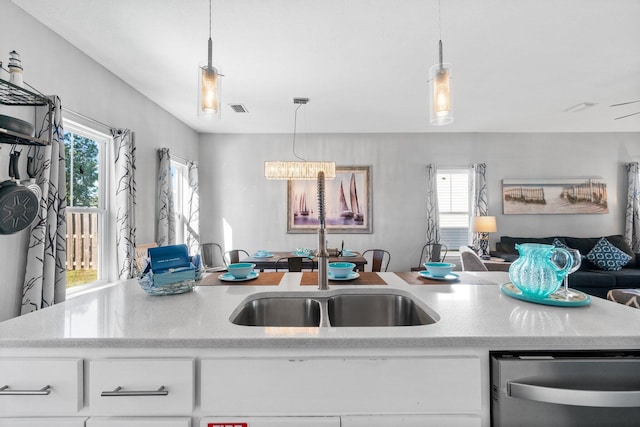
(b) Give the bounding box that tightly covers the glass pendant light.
[429,0,453,125]
[198,0,221,118]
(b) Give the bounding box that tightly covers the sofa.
[492,235,640,299]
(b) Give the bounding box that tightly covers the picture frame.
[502,178,608,215]
[287,166,372,233]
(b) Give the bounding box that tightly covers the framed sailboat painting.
[287,166,372,233]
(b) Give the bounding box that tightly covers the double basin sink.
[230,288,438,327]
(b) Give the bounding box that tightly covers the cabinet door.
[87,417,191,426]
[201,417,340,427]
[201,356,481,415]
[89,358,194,416]
[0,418,87,427]
[342,415,481,427]
[0,358,83,415]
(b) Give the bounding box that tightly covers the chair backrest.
[201,242,225,271]
[275,256,314,272]
[420,243,448,265]
[224,249,250,266]
[361,249,391,272]
[135,242,158,272]
[459,246,488,271]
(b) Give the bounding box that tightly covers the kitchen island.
[0,271,638,426]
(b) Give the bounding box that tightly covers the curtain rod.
[171,153,193,164]
[62,106,114,132]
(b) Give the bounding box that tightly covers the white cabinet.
[0,418,87,427]
[201,356,481,415]
[342,415,481,427]
[200,417,340,427]
[0,358,83,416]
[89,358,195,416]
[87,417,191,426]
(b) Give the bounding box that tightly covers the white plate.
[328,271,360,281]
[418,271,459,281]
[219,271,259,282]
[253,253,273,258]
[340,252,357,257]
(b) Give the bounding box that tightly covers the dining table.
[241,251,368,272]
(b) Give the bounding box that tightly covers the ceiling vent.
[228,104,248,113]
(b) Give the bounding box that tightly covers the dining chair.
[274,256,314,272]
[361,249,391,272]
[411,243,448,271]
[223,249,251,266]
[459,246,488,272]
[201,242,226,272]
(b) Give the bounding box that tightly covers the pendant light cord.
[292,103,306,161]
[209,0,212,39]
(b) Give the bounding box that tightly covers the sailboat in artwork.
[350,173,364,223]
[299,192,310,216]
[339,181,354,219]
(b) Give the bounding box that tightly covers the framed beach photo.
[502,178,608,215]
[287,166,372,233]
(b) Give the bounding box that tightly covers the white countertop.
[0,272,638,350]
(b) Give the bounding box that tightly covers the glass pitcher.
[508,243,574,298]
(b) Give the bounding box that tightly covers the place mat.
[300,272,387,286]
[199,271,285,286]
[395,271,494,286]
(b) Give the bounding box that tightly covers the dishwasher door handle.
[508,381,640,408]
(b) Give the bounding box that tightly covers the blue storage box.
[148,244,196,286]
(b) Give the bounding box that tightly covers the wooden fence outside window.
[65,212,98,271]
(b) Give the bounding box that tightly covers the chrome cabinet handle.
[101,385,168,397]
[508,381,640,407]
[0,385,52,395]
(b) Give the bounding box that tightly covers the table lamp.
[472,216,497,260]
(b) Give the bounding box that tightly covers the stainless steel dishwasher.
[491,351,640,426]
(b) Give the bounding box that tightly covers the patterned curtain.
[626,162,640,252]
[111,129,137,280]
[21,96,67,315]
[470,163,488,249]
[156,148,175,247]
[185,161,200,255]
[425,164,441,260]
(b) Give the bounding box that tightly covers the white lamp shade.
[198,63,221,118]
[264,161,336,180]
[472,216,497,233]
[429,62,453,125]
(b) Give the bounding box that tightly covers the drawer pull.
[0,385,52,395]
[101,385,168,397]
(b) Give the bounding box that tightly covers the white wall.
[0,0,199,321]
[199,132,640,272]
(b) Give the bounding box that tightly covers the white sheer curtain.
[111,129,137,280]
[625,162,640,252]
[470,163,488,249]
[425,163,441,247]
[21,96,67,315]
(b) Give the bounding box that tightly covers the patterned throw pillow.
[552,238,568,248]
[586,237,632,271]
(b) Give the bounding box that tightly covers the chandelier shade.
[264,161,336,180]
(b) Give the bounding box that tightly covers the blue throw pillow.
[586,237,632,271]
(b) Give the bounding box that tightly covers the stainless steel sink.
[327,293,436,327]
[230,289,438,327]
[231,297,321,327]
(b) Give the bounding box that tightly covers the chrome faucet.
[317,171,329,290]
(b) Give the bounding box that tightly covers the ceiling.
[12,0,640,134]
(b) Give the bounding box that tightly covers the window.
[171,160,187,244]
[437,168,470,249]
[64,122,108,288]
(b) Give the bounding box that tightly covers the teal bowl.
[328,262,356,278]
[227,262,255,279]
[424,262,455,277]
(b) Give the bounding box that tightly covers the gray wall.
[0,0,199,321]
[199,132,640,272]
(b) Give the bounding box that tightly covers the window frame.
[63,120,111,296]
[436,167,471,251]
